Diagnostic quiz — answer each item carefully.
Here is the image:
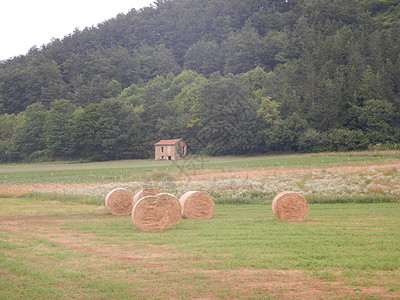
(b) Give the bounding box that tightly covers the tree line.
[0,69,397,162]
[0,0,399,162]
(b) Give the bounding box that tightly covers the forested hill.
[0,0,399,162]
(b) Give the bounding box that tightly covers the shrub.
[327,129,369,151]
[297,128,328,153]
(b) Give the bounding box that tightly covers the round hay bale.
[105,188,134,216]
[133,189,160,206]
[271,191,309,222]
[131,195,171,232]
[157,193,181,226]
[179,191,215,219]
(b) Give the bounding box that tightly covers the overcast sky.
[0,0,155,61]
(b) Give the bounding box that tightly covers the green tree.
[73,74,111,106]
[184,40,225,76]
[190,73,263,155]
[72,104,103,160]
[0,50,68,113]
[11,103,48,161]
[140,75,174,143]
[134,44,181,81]
[356,99,394,145]
[0,113,17,141]
[265,113,308,152]
[107,79,123,98]
[309,62,342,131]
[46,99,77,159]
[273,82,302,120]
[165,70,207,113]
[0,113,18,162]
[25,55,68,108]
[257,96,280,127]
[116,83,145,107]
[224,25,266,74]
[327,128,368,151]
[96,99,146,160]
[297,128,327,153]
[105,46,139,87]
[242,67,270,92]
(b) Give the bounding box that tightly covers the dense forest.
[0,0,399,162]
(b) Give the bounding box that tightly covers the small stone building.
[154,139,187,160]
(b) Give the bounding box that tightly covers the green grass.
[68,203,398,271]
[1,197,399,299]
[1,150,399,184]
[1,150,399,298]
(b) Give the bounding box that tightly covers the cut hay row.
[105,188,214,232]
[105,187,307,232]
[272,191,309,222]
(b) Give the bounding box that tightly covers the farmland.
[1,151,400,299]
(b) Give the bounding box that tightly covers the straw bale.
[105,188,134,216]
[179,191,215,219]
[157,193,181,226]
[131,195,172,232]
[271,191,309,222]
[133,189,160,206]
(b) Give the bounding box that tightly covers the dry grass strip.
[272,191,309,222]
[179,191,215,219]
[105,188,134,216]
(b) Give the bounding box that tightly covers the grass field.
[1,200,399,299]
[1,150,399,185]
[1,151,400,298]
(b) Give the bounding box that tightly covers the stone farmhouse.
[154,139,187,160]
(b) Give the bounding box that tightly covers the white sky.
[0,0,155,61]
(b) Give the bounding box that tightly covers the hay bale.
[131,195,172,232]
[271,191,309,222]
[133,189,160,206]
[105,188,134,216]
[157,193,181,226]
[179,191,215,219]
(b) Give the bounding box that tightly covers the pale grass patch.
[21,166,399,202]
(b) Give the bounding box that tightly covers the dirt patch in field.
[1,213,398,299]
[0,214,180,265]
[190,268,397,299]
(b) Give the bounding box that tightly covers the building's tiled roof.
[154,139,183,146]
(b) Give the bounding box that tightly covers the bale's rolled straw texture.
[272,191,309,222]
[132,195,173,232]
[105,188,134,216]
[133,189,160,206]
[179,191,215,219]
[157,193,181,226]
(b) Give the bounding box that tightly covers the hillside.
[0,0,399,162]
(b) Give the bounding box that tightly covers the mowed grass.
[0,197,399,299]
[1,150,399,184]
[1,151,399,298]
